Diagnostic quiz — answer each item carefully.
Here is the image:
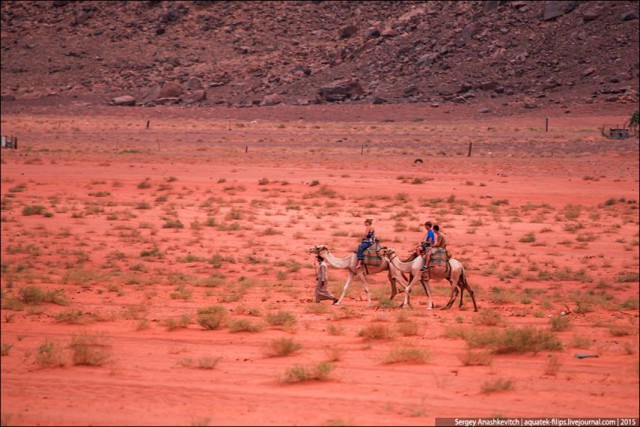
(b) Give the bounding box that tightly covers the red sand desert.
[1,102,639,426]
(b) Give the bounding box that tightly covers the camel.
[307,244,408,306]
[378,246,478,312]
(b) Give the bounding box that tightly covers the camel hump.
[428,248,448,265]
[363,243,383,267]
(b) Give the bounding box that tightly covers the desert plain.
[1,100,639,426]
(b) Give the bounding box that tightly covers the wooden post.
[14,136,18,150]
[468,142,472,157]
[545,117,549,132]
[245,145,248,153]
[146,120,150,129]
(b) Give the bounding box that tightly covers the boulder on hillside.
[109,95,136,106]
[183,77,204,90]
[158,81,183,98]
[260,93,282,106]
[139,84,162,104]
[339,25,358,39]
[318,79,364,102]
[542,1,580,21]
[181,90,206,104]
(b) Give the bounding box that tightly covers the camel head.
[377,246,395,258]
[307,245,328,255]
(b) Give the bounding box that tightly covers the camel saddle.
[426,248,450,276]
[354,242,384,267]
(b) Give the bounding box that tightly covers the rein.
[377,247,397,263]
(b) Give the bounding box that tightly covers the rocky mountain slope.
[1,0,638,109]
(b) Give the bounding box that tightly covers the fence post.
[468,142,472,157]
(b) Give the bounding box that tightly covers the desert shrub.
[550,316,571,332]
[2,296,24,311]
[164,315,192,331]
[140,247,163,258]
[197,356,221,369]
[383,347,430,364]
[162,219,184,229]
[169,284,192,300]
[19,286,67,305]
[519,232,536,243]
[487,287,517,305]
[358,324,394,340]
[564,204,582,220]
[266,338,302,357]
[306,184,337,198]
[615,272,639,283]
[451,326,562,354]
[563,222,584,233]
[197,306,227,330]
[570,335,592,349]
[54,309,89,324]
[22,205,50,216]
[620,298,639,310]
[137,179,152,189]
[458,348,493,366]
[69,334,111,366]
[544,355,562,376]
[35,339,66,368]
[481,378,513,394]
[609,326,633,337]
[62,268,103,286]
[327,324,344,336]
[494,327,562,353]
[88,191,111,197]
[1,342,12,356]
[279,362,333,384]
[396,321,419,337]
[473,309,503,326]
[265,310,297,328]
[228,319,262,333]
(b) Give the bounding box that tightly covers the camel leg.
[387,270,397,301]
[358,273,372,307]
[460,273,478,312]
[334,272,355,306]
[401,273,421,308]
[421,278,434,309]
[441,278,457,310]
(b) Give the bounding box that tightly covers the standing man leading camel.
[315,255,338,304]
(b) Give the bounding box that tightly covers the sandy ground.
[1,101,639,426]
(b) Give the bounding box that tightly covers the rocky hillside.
[1,0,638,109]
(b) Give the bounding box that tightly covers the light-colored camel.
[378,247,478,311]
[307,244,407,306]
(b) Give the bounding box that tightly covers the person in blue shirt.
[418,221,436,273]
[422,221,435,251]
[355,218,375,269]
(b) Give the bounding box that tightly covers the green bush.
[69,334,111,366]
[265,310,297,328]
[197,306,227,330]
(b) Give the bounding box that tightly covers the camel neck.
[322,250,353,269]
